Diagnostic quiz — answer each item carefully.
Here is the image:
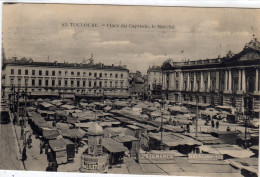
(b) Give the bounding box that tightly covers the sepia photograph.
[1,3,259,177]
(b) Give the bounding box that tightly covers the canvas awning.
[134,123,157,131]
[99,121,121,127]
[226,158,258,175]
[113,135,138,143]
[26,107,36,112]
[61,105,76,110]
[56,123,72,130]
[74,122,93,128]
[185,133,223,144]
[148,132,202,147]
[172,119,192,125]
[40,102,55,108]
[216,105,232,109]
[49,138,67,151]
[66,116,78,124]
[61,129,86,139]
[38,110,56,115]
[104,106,112,111]
[103,127,127,138]
[42,128,60,140]
[199,144,254,158]
[102,138,128,153]
[163,125,185,133]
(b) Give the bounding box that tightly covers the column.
[171,73,175,89]
[168,73,171,88]
[200,71,204,91]
[169,73,174,88]
[180,72,183,91]
[187,72,190,91]
[207,71,211,91]
[238,70,241,91]
[162,73,165,89]
[216,71,219,91]
[242,69,246,91]
[228,70,232,91]
[224,70,228,91]
[256,68,259,92]
[193,72,196,91]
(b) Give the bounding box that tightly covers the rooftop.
[3,57,129,71]
[162,37,260,69]
[147,65,162,72]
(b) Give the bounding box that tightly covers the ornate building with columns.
[161,38,260,114]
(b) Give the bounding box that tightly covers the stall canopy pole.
[195,95,198,140]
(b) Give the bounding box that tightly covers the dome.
[88,122,104,136]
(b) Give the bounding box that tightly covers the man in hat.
[211,119,215,128]
[22,146,27,161]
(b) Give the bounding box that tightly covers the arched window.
[203,95,207,103]
[231,97,236,107]
[204,80,208,90]
[211,96,215,106]
[247,77,255,93]
[184,81,187,90]
[211,80,215,90]
[197,80,200,90]
[175,80,179,90]
[218,95,223,105]
[175,94,179,102]
[233,80,238,92]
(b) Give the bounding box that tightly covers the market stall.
[49,138,75,164]
[102,138,128,165]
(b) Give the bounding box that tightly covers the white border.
[0,1,259,177]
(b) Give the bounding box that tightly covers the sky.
[2,3,260,74]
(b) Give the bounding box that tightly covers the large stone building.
[147,66,162,100]
[161,37,260,114]
[1,57,130,99]
[147,66,162,91]
[129,71,146,98]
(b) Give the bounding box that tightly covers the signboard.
[188,153,223,160]
[86,163,98,170]
[140,153,175,160]
[138,152,176,164]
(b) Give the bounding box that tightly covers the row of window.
[167,80,217,90]
[10,69,125,78]
[25,89,125,94]
[11,78,124,88]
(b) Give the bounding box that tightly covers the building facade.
[161,38,260,114]
[147,66,162,91]
[147,66,162,100]
[129,71,146,97]
[1,58,130,99]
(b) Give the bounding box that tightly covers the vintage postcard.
[1,3,259,177]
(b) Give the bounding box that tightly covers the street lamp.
[195,94,199,140]
[160,98,166,149]
[243,95,254,148]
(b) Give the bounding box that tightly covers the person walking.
[52,121,56,127]
[211,119,215,128]
[216,120,219,129]
[13,113,17,125]
[22,146,27,161]
[186,124,190,133]
[40,140,44,154]
[27,134,32,149]
[227,126,231,131]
